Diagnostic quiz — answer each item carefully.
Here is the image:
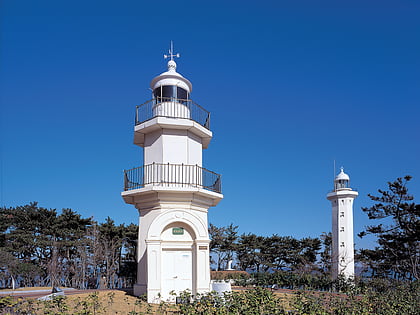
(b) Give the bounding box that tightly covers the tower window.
[340,227,344,232]
[335,179,349,190]
[153,85,189,100]
[177,87,188,100]
[340,242,345,247]
[340,212,344,217]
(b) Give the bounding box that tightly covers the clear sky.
[1,0,419,250]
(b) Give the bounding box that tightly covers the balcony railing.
[135,97,211,129]
[124,163,222,194]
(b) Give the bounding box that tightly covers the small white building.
[326,167,358,280]
[121,46,223,303]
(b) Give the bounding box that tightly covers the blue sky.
[1,0,419,250]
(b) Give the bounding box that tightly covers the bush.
[242,271,336,291]
[175,287,288,315]
[291,279,419,314]
[210,271,250,282]
[1,279,418,314]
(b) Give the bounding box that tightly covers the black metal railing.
[123,163,221,193]
[135,97,211,129]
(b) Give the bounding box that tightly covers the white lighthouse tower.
[121,44,223,303]
[326,167,358,280]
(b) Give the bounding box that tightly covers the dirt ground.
[65,290,161,314]
[1,287,294,314]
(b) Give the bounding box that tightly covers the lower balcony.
[123,163,222,194]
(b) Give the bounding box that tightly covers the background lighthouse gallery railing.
[135,97,211,129]
[124,163,222,193]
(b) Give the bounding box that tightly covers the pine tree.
[358,176,419,280]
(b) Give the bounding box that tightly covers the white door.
[161,250,192,300]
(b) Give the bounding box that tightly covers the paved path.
[0,288,115,299]
[0,288,75,295]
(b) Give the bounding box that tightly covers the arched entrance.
[160,222,195,299]
[146,210,211,302]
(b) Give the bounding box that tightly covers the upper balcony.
[123,163,222,194]
[135,97,211,129]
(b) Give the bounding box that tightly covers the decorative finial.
[340,166,344,173]
[164,41,180,61]
[163,41,180,72]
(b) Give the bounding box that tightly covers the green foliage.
[243,271,334,291]
[0,203,138,289]
[13,262,43,287]
[211,271,250,282]
[319,232,332,276]
[106,291,115,314]
[358,176,420,280]
[291,280,419,314]
[41,295,69,315]
[73,292,104,315]
[173,287,288,314]
[0,280,418,314]
[209,223,239,271]
[0,296,18,312]
[235,233,265,272]
[229,287,286,314]
[234,233,322,274]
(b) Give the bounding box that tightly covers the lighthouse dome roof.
[150,60,192,93]
[335,167,350,181]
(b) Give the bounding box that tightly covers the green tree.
[293,237,321,273]
[54,208,92,287]
[358,176,420,280]
[236,233,265,272]
[1,203,54,285]
[99,217,124,288]
[0,203,93,287]
[209,223,238,270]
[357,248,384,278]
[262,235,295,272]
[319,232,332,275]
[0,250,18,287]
[209,223,225,270]
[118,223,138,287]
[220,223,238,269]
[0,203,137,289]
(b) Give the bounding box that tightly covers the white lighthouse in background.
[327,167,358,280]
[121,44,223,303]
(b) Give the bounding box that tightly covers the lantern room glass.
[153,85,189,101]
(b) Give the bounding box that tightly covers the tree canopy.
[358,176,420,280]
[210,224,324,275]
[0,203,137,289]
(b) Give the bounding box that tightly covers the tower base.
[133,283,147,297]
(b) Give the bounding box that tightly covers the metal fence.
[124,163,221,193]
[135,97,211,129]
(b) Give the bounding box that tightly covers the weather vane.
[164,41,180,61]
